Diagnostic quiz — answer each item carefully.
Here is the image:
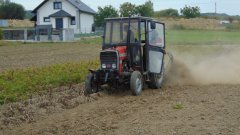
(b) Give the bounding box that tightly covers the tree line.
[0,0,201,25]
[95,1,201,26]
[95,1,155,26]
[0,0,25,19]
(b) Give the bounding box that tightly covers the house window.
[44,17,50,22]
[71,17,76,25]
[54,2,62,9]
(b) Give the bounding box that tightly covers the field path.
[1,85,240,135]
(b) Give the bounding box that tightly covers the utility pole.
[215,2,217,14]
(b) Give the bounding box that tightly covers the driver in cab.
[122,25,135,43]
[122,25,140,65]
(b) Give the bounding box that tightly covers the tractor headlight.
[102,64,106,69]
[112,64,117,69]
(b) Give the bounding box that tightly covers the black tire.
[130,71,143,96]
[149,70,164,89]
[85,73,97,95]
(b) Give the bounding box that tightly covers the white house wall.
[36,0,95,34]
[63,17,69,28]
[80,13,94,33]
[37,0,77,30]
[50,18,55,27]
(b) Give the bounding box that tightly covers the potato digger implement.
[85,16,172,95]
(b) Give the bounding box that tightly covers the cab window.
[148,23,165,47]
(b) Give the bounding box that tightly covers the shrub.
[225,24,240,31]
[180,6,201,19]
[155,8,179,18]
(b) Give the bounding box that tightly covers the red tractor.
[85,17,166,95]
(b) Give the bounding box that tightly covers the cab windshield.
[104,19,139,45]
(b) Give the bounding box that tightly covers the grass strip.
[0,60,99,105]
[167,30,240,45]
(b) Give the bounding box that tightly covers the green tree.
[180,6,200,18]
[155,8,179,18]
[0,2,25,19]
[136,0,154,17]
[95,5,119,27]
[119,2,137,17]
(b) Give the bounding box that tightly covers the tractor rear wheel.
[149,71,164,89]
[85,73,97,95]
[130,71,143,96]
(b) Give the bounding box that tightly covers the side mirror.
[150,21,156,29]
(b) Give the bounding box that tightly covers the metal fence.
[2,27,102,41]
[74,27,104,38]
[2,28,74,41]
[3,28,35,40]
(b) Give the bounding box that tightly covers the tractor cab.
[86,17,166,95]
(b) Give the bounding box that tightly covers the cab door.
[147,22,165,74]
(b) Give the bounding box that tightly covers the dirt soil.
[0,42,100,71]
[0,83,239,135]
[1,56,240,135]
[1,45,240,134]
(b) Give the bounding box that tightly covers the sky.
[11,0,240,15]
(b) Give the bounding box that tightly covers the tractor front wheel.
[85,73,97,95]
[130,71,143,96]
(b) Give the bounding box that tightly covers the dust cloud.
[165,46,240,85]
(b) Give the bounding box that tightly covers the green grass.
[225,23,240,31]
[173,102,184,110]
[77,30,240,45]
[167,30,240,45]
[0,61,99,105]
